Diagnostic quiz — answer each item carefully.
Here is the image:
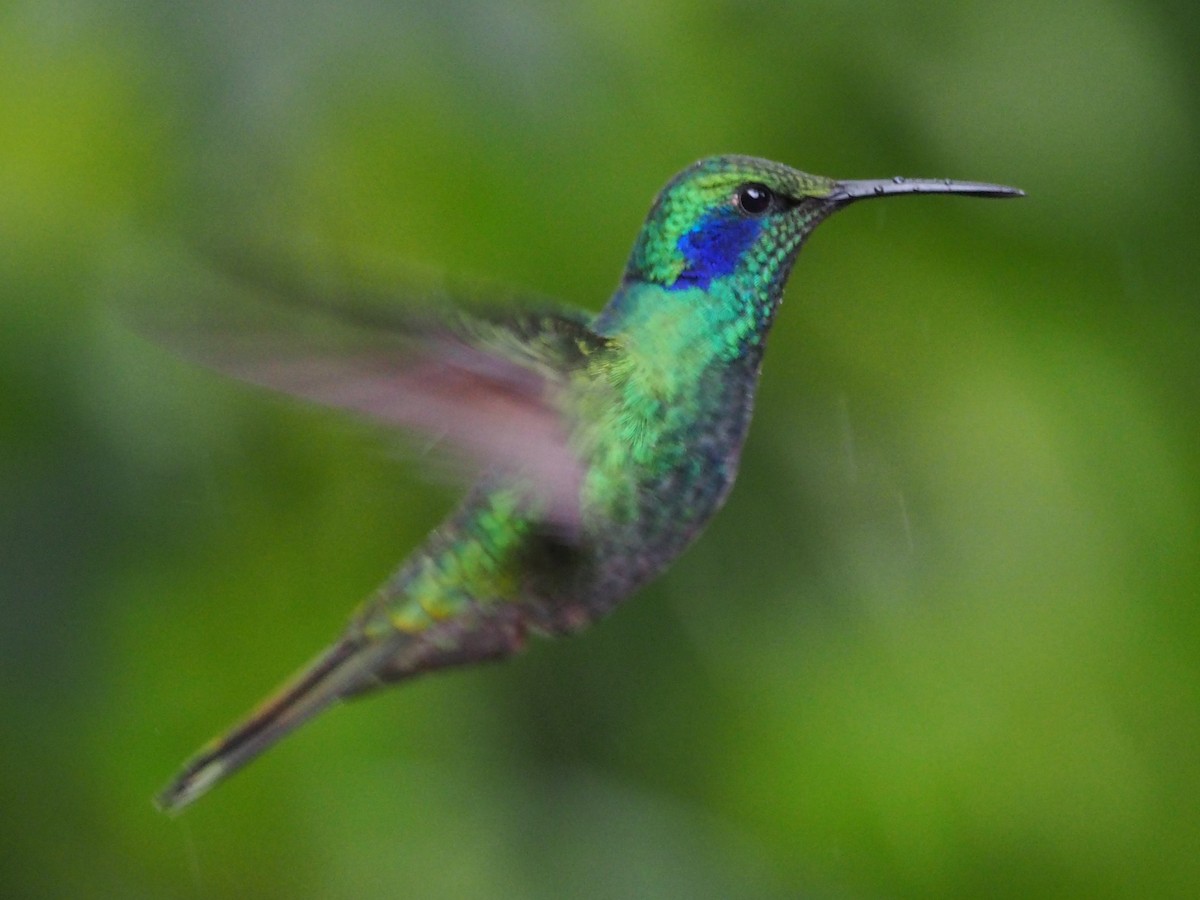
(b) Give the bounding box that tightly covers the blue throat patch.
[671,214,762,291]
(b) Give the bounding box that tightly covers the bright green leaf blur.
[2,1,1197,897]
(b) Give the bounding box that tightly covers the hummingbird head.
[615,156,1020,350]
[622,156,838,294]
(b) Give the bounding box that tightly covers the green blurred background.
[2,0,1198,896]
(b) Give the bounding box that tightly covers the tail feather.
[155,634,395,814]
[156,602,530,813]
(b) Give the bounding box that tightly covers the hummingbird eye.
[733,183,774,217]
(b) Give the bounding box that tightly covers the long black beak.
[829,177,1024,204]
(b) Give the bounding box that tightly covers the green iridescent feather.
[153,155,1021,812]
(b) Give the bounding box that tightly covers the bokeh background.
[2,1,1198,897]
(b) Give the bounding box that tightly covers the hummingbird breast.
[570,347,764,620]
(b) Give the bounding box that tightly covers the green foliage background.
[2,1,1197,896]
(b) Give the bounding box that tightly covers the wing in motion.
[125,243,614,530]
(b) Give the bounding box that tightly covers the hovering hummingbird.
[155,155,1021,812]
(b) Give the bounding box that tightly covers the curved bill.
[829,177,1024,204]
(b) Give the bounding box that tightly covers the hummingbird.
[155,155,1021,812]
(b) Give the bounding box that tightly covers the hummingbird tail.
[155,633,394,814]
[156,602,531,813]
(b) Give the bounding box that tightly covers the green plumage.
[156,156,1021,812]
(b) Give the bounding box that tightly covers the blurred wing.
[125,244,611,530]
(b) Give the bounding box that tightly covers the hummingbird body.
[157,156,1021,811]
